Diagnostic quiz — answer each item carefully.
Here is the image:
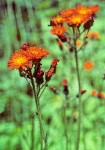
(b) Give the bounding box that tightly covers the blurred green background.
[1,0,105,150]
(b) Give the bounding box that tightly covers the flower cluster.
[8,44,50,70]
[50,5,99,41]
[8,43,59,85]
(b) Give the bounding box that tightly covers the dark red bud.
[21,43,29,50]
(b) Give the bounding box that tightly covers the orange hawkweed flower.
[50,25,66,36]
[76,40,82,47]
[26,46,50,60]
[60,8,75,18]
[66,13,88,27]
[76,5,99,16]
[91,90,98,96]
[76,5,92,15]
[50,16,64,26]
[8,50,31,70]
[83,61,94,71]
[87,31,100,40]
[88,5,99,14]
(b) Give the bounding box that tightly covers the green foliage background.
[0,0,105,150]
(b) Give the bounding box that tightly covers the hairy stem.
[73,27,82,150]
[36,96,44,150]
[31,115,35,150]
[29,69,44,150]
[63,103,69,150]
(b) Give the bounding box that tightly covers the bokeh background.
[0,0,105,150]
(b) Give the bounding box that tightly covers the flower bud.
[21,43,29,50]
[45,58,59,81]
[62,78,69,95]
[84,16,94,30]
[76,89,86,97]
[49,86,57,94]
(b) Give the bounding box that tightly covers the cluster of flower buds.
[62,78,69,96]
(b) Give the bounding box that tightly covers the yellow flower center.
[14,56,27,65]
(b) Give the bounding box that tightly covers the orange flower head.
[91,90,98,96]
[50,16,65,26]
[88,5,99,14]
[66,13,88,27]
[60,8,75,18]
[8,50,31,70]
[76,5,92,15]
[83,61,94,71]
[76,40,82,47]
[50,25,66,36]
[26,46,50,60]
[76,5,99,16]
[87,31,100,40]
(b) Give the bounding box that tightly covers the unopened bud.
[21,43,29,50]
[84,16,94,30]
[49,86,57,94]
[76,89,86,97]
[62,79,69,95]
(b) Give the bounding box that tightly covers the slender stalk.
[78,29,90,52]
[31,115,35,150]
[39,82,47,99]
[63,103,69,150]
[44,133,48,150]
[73,27,82,150]
[36,96,44,150]
[29,69,44,150]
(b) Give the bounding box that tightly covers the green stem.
[29,69,44,150]
[44,133,48,150]
[31,115,35,150]
[39,82,47,99]
[78,29,90,52]
[37,96,44,150]
[63,103,69,150]
[73,27,82,150]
